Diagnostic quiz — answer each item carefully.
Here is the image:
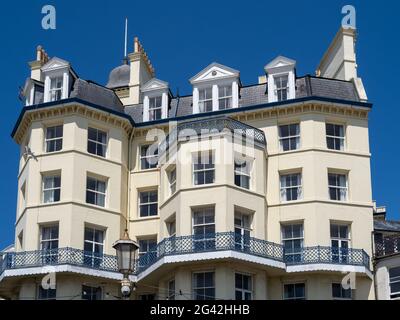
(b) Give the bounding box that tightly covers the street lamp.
[113,229,139,300]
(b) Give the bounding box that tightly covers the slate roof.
[70,79,124,113]
[25,75,363,125]
[121,75,362,124]
[374,220,400,233]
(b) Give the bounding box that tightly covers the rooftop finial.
[123,18,128,65]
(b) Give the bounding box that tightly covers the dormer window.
[264,56,296,103]
[199,87,213,112]
[49,76,63,102]
[41,57,77,103]
[190,63,240,114]
[275,75,289,101]
[149,96,162,121]
[218,85,232,110]
[142,78,169,122]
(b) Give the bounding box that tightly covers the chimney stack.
[29,45,49,82]
[127,37,155,105]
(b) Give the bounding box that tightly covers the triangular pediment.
[190,62,239,84]
[264,56,296,72]
[141,78,169,92]
[41,57,70,72]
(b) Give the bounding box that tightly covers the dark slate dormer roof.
[124,76,363,124]
[374,220,400,233]
[70,79,124,113]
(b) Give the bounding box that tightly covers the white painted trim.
[193,87,199,114]
[136,250,286,281]
[286,263,373,279]
[212,84,218,111]
[143,95,150,122]
[0,264,123,281]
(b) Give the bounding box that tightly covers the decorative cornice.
[12,99,134,144]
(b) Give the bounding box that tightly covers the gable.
[190,62,239,84]
[41,57,70,72]
[264,56,296,72]
[141,78,169,92]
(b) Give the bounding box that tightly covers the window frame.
[235,272,253,300]
[332,283,352,300]
[218,84,232,110]
[84,227,105,255]
[198,87,213,113]
[274,74,289,102]
[49,76,63,102]
[389,267,400,300]
[280,172,302,202]
[37,285,57,300]
[86,176,107,207]
[167,279,175,300]
[138,189,158,217]
[281,223,304,263]
[40,225,59,251]
[326,123,345,151]
[193,151,215,186]
[42,174,61,204]
[140,144,159,170]
[278,123,300,152]
[45,125,63,153]
[168,167,177,195]
[328,172,348,201]
[192,207,215,250]
[192,271,215,300]
[138,238,157,267]
[82,285,103,300]
[283,282,306,300]
[148,96,163,121]
[87,127,108,158]
[234,158,251,190]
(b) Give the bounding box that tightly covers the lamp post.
[113,229,139,300]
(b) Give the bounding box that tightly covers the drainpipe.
[126,128,135,232]
[371,230,378,300]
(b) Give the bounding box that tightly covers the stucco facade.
[0,27,376,300]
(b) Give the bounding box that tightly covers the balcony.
[0,247,119,275]
[375,235,400,258]
[158,116,267,156]
[0,233,370,279]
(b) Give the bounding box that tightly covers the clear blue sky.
[0,0,398,249]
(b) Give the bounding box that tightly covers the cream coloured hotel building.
[0,26,375,300]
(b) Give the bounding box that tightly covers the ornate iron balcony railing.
[0,233,370,277]
[374,235,400,258]
[158,117,267,156]
[0,247,119,274]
